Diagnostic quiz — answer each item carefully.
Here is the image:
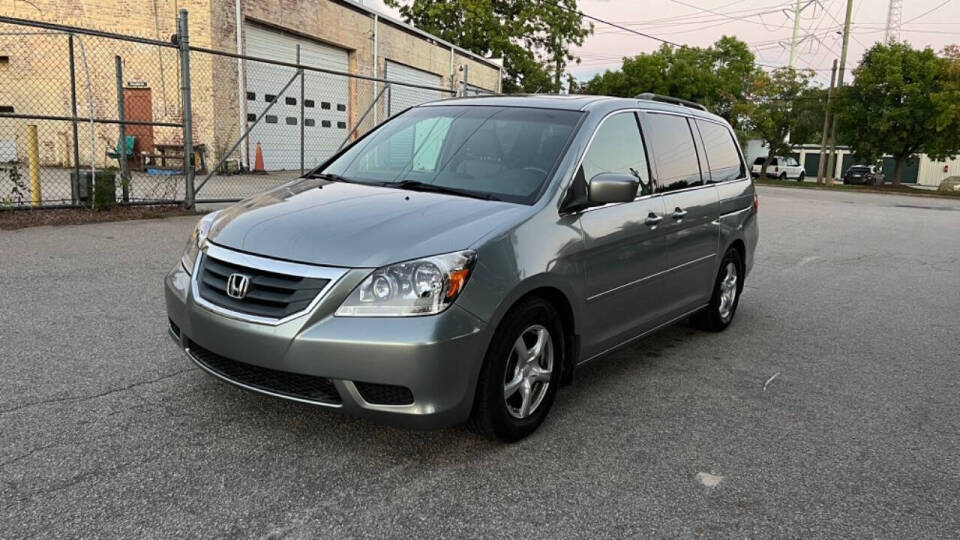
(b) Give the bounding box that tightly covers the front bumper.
[164,252,490,429]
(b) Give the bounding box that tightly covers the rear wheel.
[798,171,805,182]
[693,248,743,332]
[779,172,787,180]
[468,297,563,442]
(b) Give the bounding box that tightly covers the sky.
[363,0,958,87]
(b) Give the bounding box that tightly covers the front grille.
[185,338,341,405]
[355,381,414,405]
[197,254,329,319]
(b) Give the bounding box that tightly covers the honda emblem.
[226,273,251,300]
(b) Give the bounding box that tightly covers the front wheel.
[798,171,805,182]
[693,248,743,332]
[468,297,563,442]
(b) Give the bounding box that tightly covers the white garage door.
[385,61,443,117]
[245,24,349,170]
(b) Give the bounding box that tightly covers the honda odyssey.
[165,93,759,441]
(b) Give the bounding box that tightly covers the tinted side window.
[644,113,702,192]
[697,120,744,182]
[581,112,651,196]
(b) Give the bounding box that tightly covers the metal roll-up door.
[245,24,349,170]
[385,61,442,117]
[464,83,494,96]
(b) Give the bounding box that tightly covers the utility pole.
[884,0,902,43]
[788,0,817,69]
[824,0,853,183]
[816,59,839,184]
[790,0,802,68]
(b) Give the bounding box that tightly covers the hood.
[206,178,531,268]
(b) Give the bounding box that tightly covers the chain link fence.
[0,10,467,209]
[0,20,185,208]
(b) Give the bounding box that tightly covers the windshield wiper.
[304,172,358,184]
[387,180,500,201]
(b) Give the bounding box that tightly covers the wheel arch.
[486,279,581,385]
[728,238,746,267]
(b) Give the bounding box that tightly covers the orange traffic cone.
[252,142,267,174]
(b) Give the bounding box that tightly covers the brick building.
[0,0,502,171]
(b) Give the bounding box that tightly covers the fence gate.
[0,15,189,209]
[1,10,483,208]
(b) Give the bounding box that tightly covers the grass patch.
[755,178,960,199]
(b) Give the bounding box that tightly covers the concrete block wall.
[0,0,219,168]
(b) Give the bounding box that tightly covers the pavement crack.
[0,442,59,469]
[0,367,197,416]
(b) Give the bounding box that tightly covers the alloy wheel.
[718,262,738,321]
[503,325,553,419]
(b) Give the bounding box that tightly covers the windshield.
[319,105,582,204]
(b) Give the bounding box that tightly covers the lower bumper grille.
[355,382,414,406]
[185,338,341,405]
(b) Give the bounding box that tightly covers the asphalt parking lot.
[2,186,959,537]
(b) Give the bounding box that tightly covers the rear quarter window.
[697,120,744,182]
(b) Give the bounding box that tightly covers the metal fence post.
[68,34,81,205]
[178,9,195,209]
[298,44,304,175]
[115,55,130,202]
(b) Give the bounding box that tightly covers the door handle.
[644,213,662,226]
[671,207,688,219]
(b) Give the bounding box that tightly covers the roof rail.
[634,92,707,112]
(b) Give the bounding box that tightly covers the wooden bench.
[140,143,207,174]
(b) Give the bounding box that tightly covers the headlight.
[335,250,477,317]
[180,212,218,274]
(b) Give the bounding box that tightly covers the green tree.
[583,36,758,127]
[837,42,960,184]
[735,68,815,178]
[790,87,828,144]
[384,0,593,93]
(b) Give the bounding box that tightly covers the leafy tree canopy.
[734,68,815,176]
[582,36,758,126]
[837,42,960,183]
[384,0,593,93]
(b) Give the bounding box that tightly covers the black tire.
[779,172,787,180]
[798,171,805,182]
[692,248,744,332]
[468,297,564,442]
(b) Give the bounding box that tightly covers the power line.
[539,0,683,47]
[903,0,954,25]
[670,0,795,27]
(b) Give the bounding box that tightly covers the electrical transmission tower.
[885,0,902,43]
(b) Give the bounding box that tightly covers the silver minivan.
[165,94,758,441]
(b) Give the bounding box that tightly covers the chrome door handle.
[671,207,688,219]
[644,213,662,226]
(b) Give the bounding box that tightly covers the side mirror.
[588,173,640,204]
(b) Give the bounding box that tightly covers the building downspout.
[235,0,247,168]
[372,14,378,125]
[450,46,455,93]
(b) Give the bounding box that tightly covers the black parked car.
[843,165,884,185]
